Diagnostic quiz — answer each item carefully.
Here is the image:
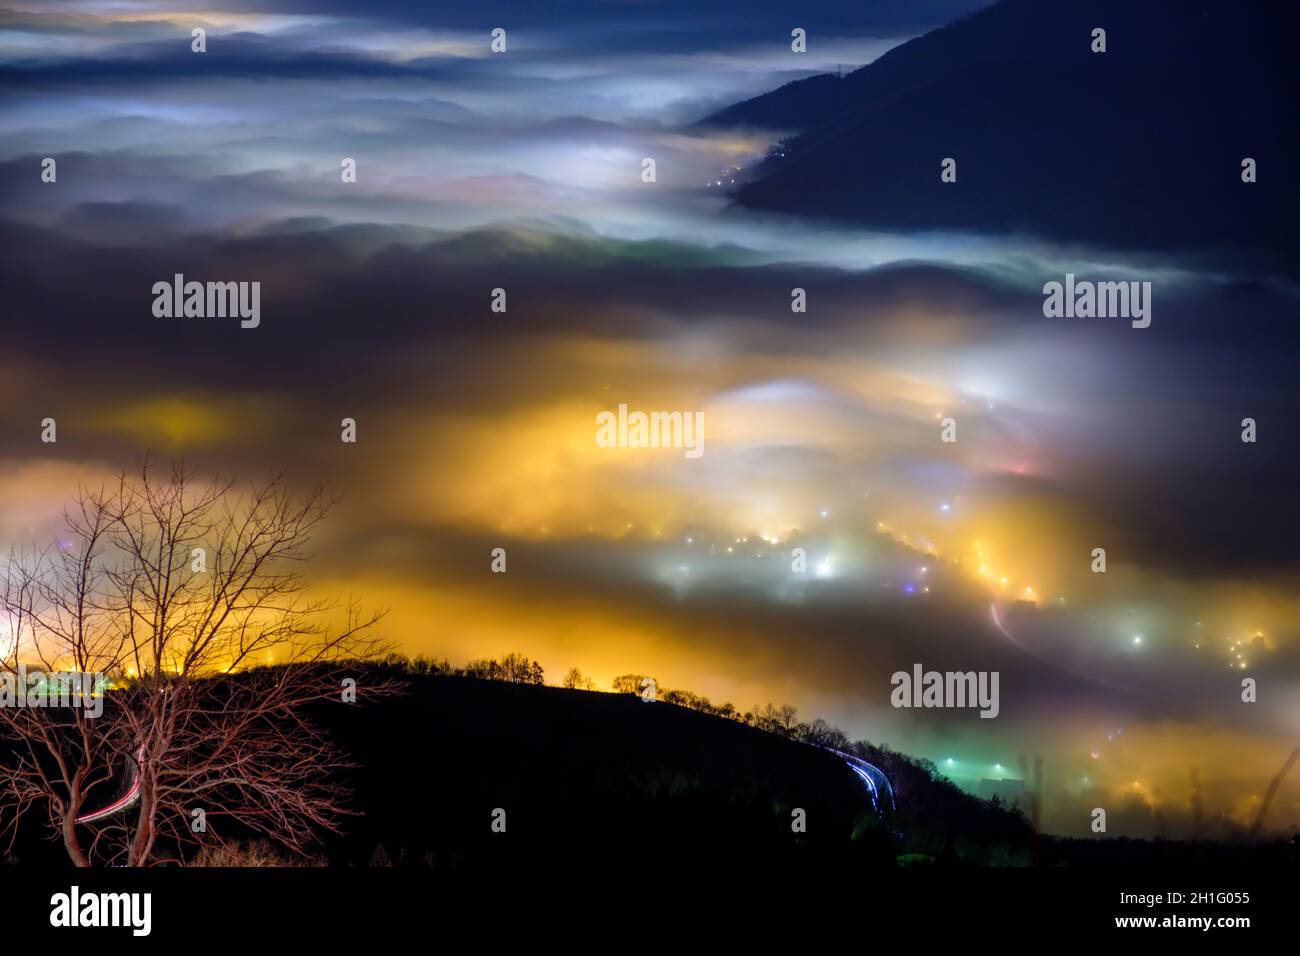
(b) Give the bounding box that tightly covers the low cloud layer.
[3,0,1299,837]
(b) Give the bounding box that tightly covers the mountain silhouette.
[709,0,1297,266]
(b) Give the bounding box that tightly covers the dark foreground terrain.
[5,670,1298,868]
[324,673,900,867]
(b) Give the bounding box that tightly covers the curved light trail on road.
[76,743,146,825]
[829,747,896,816]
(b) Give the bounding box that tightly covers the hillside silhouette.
[8,661,1299,867]
[705,0,1297,268]
[320,670,913,867]
[322,667,1300,868]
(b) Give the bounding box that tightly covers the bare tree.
[463,653,544,685]
[1250,742,1300,840]
[612,674,652,695]
[802,717,849,751]
[562,667,595,690]
[750,702,799,736]
[0,462,393,866]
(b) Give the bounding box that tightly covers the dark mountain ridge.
[7,669,1298,867]
[706,0,1297,266]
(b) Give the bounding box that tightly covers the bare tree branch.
[0,461,399,866]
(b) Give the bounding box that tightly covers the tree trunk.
[62,813,90,867]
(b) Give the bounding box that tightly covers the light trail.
[828,747,896,816]
[990,600,1135,693]
[989,600,1028,651]
[76,742,146,825]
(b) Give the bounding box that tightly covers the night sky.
[2,0,1298,838]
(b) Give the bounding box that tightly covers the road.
[74,738,897,830]
[75,743,145,825]
[829,747,896,816]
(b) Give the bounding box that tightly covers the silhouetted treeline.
[599,669,1039,860]
[384,651,544,685]
[378,653,1038,863]
[9,660,1295,869]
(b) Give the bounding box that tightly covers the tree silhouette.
[464,652,543,684]
[1250,742,1300,840]
[612,674,652,695]
[0,462,393,866]
[562,667,595,690]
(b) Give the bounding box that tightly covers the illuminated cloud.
[1,0,1298,837]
